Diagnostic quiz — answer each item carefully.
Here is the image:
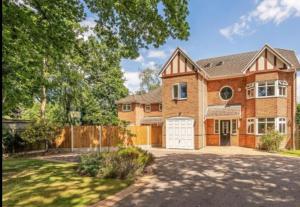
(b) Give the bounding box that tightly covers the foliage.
[139,67,161,93]
[21,121,61,145]
[3,0,190,124]
[78,146,153,179]
[85,0,190,58]
[260,130,285,152]
[296,104,300,124]
[3,158,131,207]
[2,127,26,153]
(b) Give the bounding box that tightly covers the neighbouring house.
[116,44,300,149]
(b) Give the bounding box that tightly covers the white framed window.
[172,83,187,100]
[278,117,286,134]
[159,104,162,112]
[145,104,151,112]
[246,83,255,99]
[252,80,288,98]
[247,118,255,134]
[257,118,275,134]
[122,104,131,112]
[278,80,287,97]
[231,119,237,134]
[257,81,275,97]
[214,120,219,134]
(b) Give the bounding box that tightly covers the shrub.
[21,121,61,150]
[78,146,153,179]
[260,130,285,152]
[77,153,103,176]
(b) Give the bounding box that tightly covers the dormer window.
[216,61,224,66]
[204,63,211,68]
[122,104,131,112]
[173,83,187,100]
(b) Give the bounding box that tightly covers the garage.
[166,117,194,149]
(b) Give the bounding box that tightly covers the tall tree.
[3,0,190,126]
[139,67,161,93]
[3,0,85,120]
[84,0,190,58]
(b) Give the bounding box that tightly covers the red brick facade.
[117,46,298,149]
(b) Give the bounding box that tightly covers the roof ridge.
[197,50,258,62]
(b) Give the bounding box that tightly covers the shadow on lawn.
[115,153,300,207]
[3,159,131,207]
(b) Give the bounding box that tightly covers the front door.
[220,120,230,146]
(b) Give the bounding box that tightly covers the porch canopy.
[206,105,241,119]
[140,116,163,125]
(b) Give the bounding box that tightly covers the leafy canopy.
[2,0,190,126]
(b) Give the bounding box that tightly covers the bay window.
[278,118,286,134]
[278,80,287,96]
[258,81,275,97]
[257,118,275,134]
[246,80,288,99]
[173,83,187,100]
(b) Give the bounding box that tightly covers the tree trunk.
[40,84,47,120]
[40,58,47,121]
[40,57,48,151]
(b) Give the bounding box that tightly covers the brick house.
[116,44,299,149]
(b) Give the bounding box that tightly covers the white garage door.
[166,117,194,149]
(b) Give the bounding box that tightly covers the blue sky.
[83,0,300,101]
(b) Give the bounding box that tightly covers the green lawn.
[3,158,132,207]
[279,150,300,157]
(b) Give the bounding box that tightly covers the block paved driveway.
[115,147,300,207]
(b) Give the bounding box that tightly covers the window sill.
[255,96,287,99]
[173,98,187,101]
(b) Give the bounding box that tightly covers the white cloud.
[80,17,97,40]
[147,50,167,59]
[142,61,158,69]
[122,69,140,92]
[134,55,144,63]
[220,0,300,39]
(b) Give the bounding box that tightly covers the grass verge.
[3,158,132,207]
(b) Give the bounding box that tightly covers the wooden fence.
[53,125,162,150]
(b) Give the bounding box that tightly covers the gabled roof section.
[196,45,300,78]
[116,87,162,104]
[159,47,208,78]
[241,44,293,73]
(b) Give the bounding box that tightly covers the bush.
[21,121,61,150]
[78,153,103,177]
[78,146,153,179]
[260,130,285,152]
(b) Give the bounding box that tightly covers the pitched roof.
[196,48,300,78]
[116,87,162,104]
[206,105,241,118]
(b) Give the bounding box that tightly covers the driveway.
[115,147,300,207]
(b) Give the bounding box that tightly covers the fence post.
[71,125,74,152]
[147,126,151,147]
[98,125,102,152]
